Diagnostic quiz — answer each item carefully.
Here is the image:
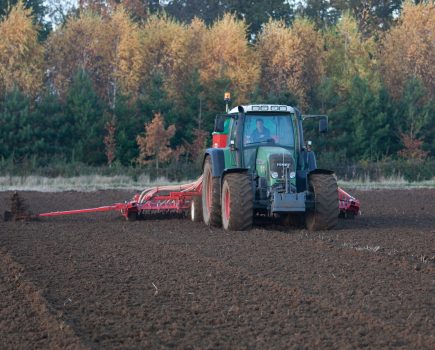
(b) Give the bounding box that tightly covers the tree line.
[0,1,433,179]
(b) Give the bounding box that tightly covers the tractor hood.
[255,147,296,187]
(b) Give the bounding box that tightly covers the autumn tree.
[141,15,191,98]
[46,5,144,105]
[184,128,209,162]
[169,18,206,105]
[0,1,43,97]
[136,113,176,169]
[257,18,324,110]
[0,0,45,20]
[199,13,259,106]
[139,15,206,136]
[45,11,114,102]
[381,1,434,100]
[0,0,50,39]
[110,5,143,101]
[398,134,429,160]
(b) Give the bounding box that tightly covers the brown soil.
[0,189,434,349]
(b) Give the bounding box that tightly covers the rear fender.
[203,148,225,177]
[222,168,249,178]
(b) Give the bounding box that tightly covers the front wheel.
[305,173,338,231]
[221,173,253,231]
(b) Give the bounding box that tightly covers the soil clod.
[3,192,34,221]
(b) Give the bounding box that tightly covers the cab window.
[244,114,295,147]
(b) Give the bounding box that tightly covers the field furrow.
[0,189,434,349]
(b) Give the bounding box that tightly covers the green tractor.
[201,104,338,231]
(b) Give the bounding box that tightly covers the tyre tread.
[222,173,253,231]
[202,157,222,227]
[306,174,338,231]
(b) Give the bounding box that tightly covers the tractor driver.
[250,118,271,143]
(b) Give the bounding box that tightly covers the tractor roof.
[229,104,296,114]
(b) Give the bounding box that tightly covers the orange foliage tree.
[140,15,207,121]
[141,15,189,95]
[45,12,114,101]
[0,1,43,97]
[398,133,429,161]
[169,18,207,109]
[136,113,176,169]
[184,128,209,162]
[381,2,434,100]
[110,5,143,100]
[199,13,259,106]
[257,19,324,110]
[46,6,143,105]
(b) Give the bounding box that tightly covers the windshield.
[243,114,295,147]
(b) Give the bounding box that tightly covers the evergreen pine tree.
[31,92,69,164]
[114,92,141,166]
[65,69,105,164]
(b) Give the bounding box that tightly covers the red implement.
[338,188,360,218]
[38,204,125,217]
[36,176,203,220]
[36,176,359,220]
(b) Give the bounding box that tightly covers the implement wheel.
[221,173,253,231]
[202,157,221,226]
[305,173,338,231]
[190,195,203,222]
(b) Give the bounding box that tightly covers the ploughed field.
[0,189,434,349]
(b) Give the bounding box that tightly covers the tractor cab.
[212,105,305,193]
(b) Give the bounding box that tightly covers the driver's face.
[256,121,264,131]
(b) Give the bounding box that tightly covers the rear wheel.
[305,173,338,231]
[190,196,203,222]
[202,157,221,226]
[221,173,253,231]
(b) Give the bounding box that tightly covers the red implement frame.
[338,188,360,218]
[37,176,359,220]
[37,176,203,220]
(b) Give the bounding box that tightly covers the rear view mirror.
[214,115,226,132]
[319,118,328,133]
[302,114,328,134]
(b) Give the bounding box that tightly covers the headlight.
[271,171,279,179]
[290,171,296,179]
